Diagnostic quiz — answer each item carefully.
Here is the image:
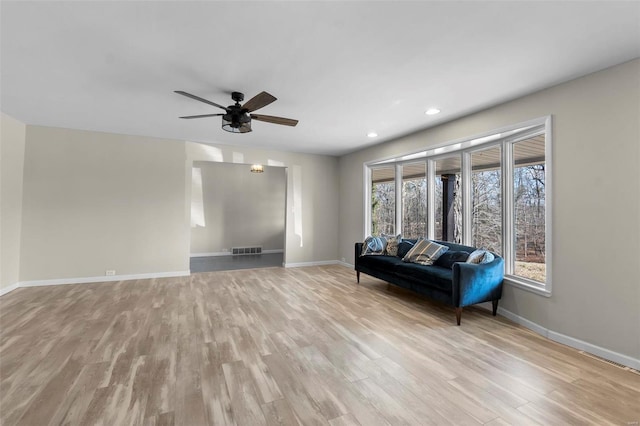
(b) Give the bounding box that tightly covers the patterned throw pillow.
[382,234,401,256]
[402,239,449,265]
[361,236,387,256]
[466,249,495,264]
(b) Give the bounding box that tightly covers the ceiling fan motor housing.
[231,91,244,103]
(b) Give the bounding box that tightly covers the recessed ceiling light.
[367,132,378,138]
[425,108,441,115]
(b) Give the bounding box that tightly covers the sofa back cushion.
[434,250,471,269]
[396,240,415,259]
[435,240,476,253]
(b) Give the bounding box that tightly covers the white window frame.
[466,141,503,251]
[502,122,552,296]
[364,116,552,296]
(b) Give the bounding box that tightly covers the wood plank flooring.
[1,265,639,425]
[189,253,283,273]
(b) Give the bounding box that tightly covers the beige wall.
[339,59,640,361]
[14,125,339,283]
[1,113,26,292]
[190,162,286,254]
[19,126,190,280]
[186,142,339,266]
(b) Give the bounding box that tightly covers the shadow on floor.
[190,253,284,273]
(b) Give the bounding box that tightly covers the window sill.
[504,275,551,297]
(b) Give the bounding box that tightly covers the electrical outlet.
[222,248,228,252]
[105,270,116,276]
[341,257,346,262]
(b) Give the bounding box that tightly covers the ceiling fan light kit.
[175,90,298,134]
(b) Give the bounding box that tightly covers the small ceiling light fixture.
[425,108,441,116]
[250,164,264,173]
[367,132,378,138]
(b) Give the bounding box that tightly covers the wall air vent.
[231,246,262,255]
[579,351,640,375]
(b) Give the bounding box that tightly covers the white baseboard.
[13,270,191,290]
[497,306,640,370]
[284,260,340,268]
[191,251,231,258]
[547,330,640,371]
[0,282,20,296]
[336,261,354,269]
[191,249,283,258]
[497,307,549,337]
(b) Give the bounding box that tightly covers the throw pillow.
[403,239,449,265]
[396,240,415,258]
[382,234,401,256]
[434,250,471,269]
[466,249,495,264]
[361,236,387,256]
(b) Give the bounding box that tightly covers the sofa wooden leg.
[492,299,499,316]
[455,307,462,326]
[356,271,360,284]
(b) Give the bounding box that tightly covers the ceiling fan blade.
[174,91,228,111]
[242,91,277,112]
[179,113,225,119]
[251,114,298,127]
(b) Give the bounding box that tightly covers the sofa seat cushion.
[357,254,405,269]
[394,263,453,292]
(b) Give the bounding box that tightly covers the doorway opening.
[189,161,286,273]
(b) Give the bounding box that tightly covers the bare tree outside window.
[513,136,546,282]
[471,146,502,254]
[434,176,443,240]
[371,166,395,235]
[402,162,427,239]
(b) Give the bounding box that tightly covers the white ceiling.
[2,1,639,156]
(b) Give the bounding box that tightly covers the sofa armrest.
[452,257,504,307]
[355,243,363,267]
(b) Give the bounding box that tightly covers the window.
[402,162,427,239]
[366,117,551,294]
[433,155,462,243]
[370,166,395,235]
[471,146,502,255]
[511,135,546,283]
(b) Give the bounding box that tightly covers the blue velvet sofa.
[355,240,504,325]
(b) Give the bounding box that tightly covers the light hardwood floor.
[1,265,639,425]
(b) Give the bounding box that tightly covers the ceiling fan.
[174,90,298,133]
